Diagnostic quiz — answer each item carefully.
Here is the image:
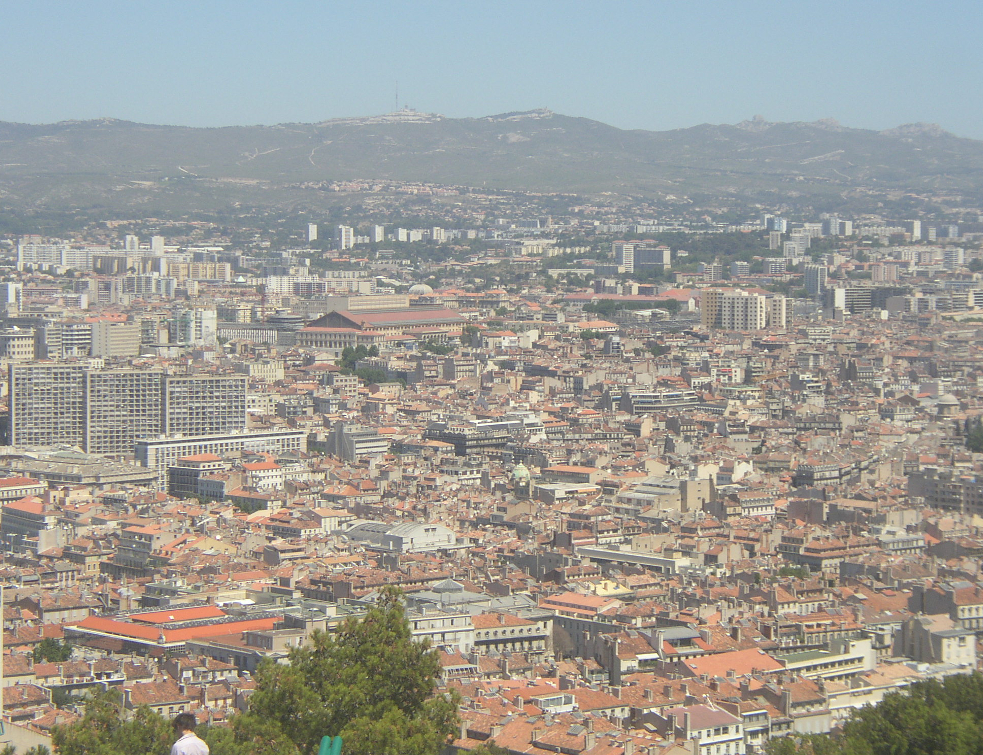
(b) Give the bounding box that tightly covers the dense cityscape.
[0,193,981,753]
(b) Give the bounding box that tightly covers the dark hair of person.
[172,712,197,732]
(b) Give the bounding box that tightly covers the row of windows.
[479,626,542,639]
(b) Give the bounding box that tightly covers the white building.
[341,520,463,553]
[168,308,217,347]
[613,242,635,272]
[335,225,355,250]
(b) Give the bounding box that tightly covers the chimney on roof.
[531,728,542,742]
[585,731,596,751]
[623,739,635,755]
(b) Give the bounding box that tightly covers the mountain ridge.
[1,109,981,216]
[0,109,960,139]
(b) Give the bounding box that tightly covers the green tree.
[840,690,979,755]
[204,717,299,755]
[338,345,379,371]
[240,587,458,755]
[418,340,455,356]
[762,674,983,755]
[353,367,390,385]
[34,637,72,663]
[777,565,810,580]
[52,589,454,755]
[52,689,173,755]
[967,420,983,452]
[469,742,511,755]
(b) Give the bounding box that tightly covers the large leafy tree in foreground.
[52,588,457,755]
[764,673,983,755]
[239,586,458,755]
[51,691,173,755]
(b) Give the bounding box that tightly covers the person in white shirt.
[171,712,209,755]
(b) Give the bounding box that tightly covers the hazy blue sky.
[3,0,981,137]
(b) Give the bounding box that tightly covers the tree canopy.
[242,587,458,755]
[34,637,72,663]
[52,588,457,755]
[966,418,983,452]
[338,344,379,370]
[764,673,983,755]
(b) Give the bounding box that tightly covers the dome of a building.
[938,393,960,405]
[408,283,434,295]
[512,463,531,480]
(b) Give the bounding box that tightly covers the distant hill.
[2,108,982,216]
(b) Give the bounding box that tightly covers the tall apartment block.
[763,258,787,275]
[8,364,88,447]
[701,289,790,331]
[7,365,247,455]
[804,264,829,296]
[163,375,247,437]
[613,241,635,272]
[335,225,355,250]
[85,370,164,455]
[613,241,671,273]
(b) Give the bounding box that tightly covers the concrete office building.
[763,258,787,275]
[8,364,88,448]
[8,365,247,455]
[804,264,828,297]
[335,225,355,250]
[613,242,635,272]
[84,370,165,456]
[0,283,23,313]
[162,375,247,437]
[702,289,789,331]
[720,290,766,330]
[167,309,217,347]
[323,422,390,461]
[0,329,36,361]
[90,321,142,358]
[135,429,307,475]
